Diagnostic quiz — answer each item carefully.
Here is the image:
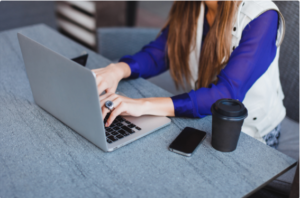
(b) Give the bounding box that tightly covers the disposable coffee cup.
[211,99,248,152]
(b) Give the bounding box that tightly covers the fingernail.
[105,122,109,127]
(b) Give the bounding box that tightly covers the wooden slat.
[67,1,96,14]
[57,17,96,47]
[56,3,95,31]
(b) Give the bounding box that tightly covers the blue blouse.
[119,10,279,118]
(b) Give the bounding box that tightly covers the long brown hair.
[165,1,240,89]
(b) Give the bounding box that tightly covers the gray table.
[0,24,296,198]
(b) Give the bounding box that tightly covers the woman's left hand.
[100,93,146,127]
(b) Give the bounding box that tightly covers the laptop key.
[121,126,135,134]
[117,116,124,122]
[106,128,113,132]
[127,124,135,128]
[111,131,118,136]
[105,132,110,136]
[113,126,120,131]
[115,116,121,120]
[116,123,123,127]
[116,134,124,139]
[107,139,112,144]
[135,126,141,130]
[118,129,128,136]
[107,136,118,142]
[125,120,131,124]
[112,120,118,124]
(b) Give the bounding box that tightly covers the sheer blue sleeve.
[171,10,279,118]
[119,27,169,79]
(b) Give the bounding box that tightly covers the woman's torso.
[190,0,286,142]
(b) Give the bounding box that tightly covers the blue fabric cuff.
[188,90,207,118]
[171,93,195,118]
[119,56,140,79]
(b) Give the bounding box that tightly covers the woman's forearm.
[139,97,175,117]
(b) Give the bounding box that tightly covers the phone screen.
[71,54,88,67]
[169,127,206,156]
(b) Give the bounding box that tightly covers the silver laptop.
[17,33,171,152]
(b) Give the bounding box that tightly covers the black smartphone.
[71,53,88,67]
[169,127,207,157]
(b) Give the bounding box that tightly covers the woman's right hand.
[92,62,131,95]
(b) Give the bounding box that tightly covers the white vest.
[189,1,286,143]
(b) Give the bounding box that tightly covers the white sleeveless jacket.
[189,1,286,143]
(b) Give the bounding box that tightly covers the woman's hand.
[100,93,146,127]
[100,93,175,127]
[92,62,131,94]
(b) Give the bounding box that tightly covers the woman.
[92,1,286,148]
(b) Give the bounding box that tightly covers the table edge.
[243,161,297,197]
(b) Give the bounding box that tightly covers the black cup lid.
[212,99,247,117]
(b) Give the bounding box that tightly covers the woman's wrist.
[139,99,152,115]
[110,62,131,81]
[139,97,175,117]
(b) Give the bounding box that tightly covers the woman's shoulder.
[241,0,280,20]
[239,0,284,46]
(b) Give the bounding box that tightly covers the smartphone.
[71,53,88,67]
[169,127,207,157]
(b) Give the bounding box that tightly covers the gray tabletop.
[0,24,296,198]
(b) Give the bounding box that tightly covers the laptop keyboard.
[104,114,142,144]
